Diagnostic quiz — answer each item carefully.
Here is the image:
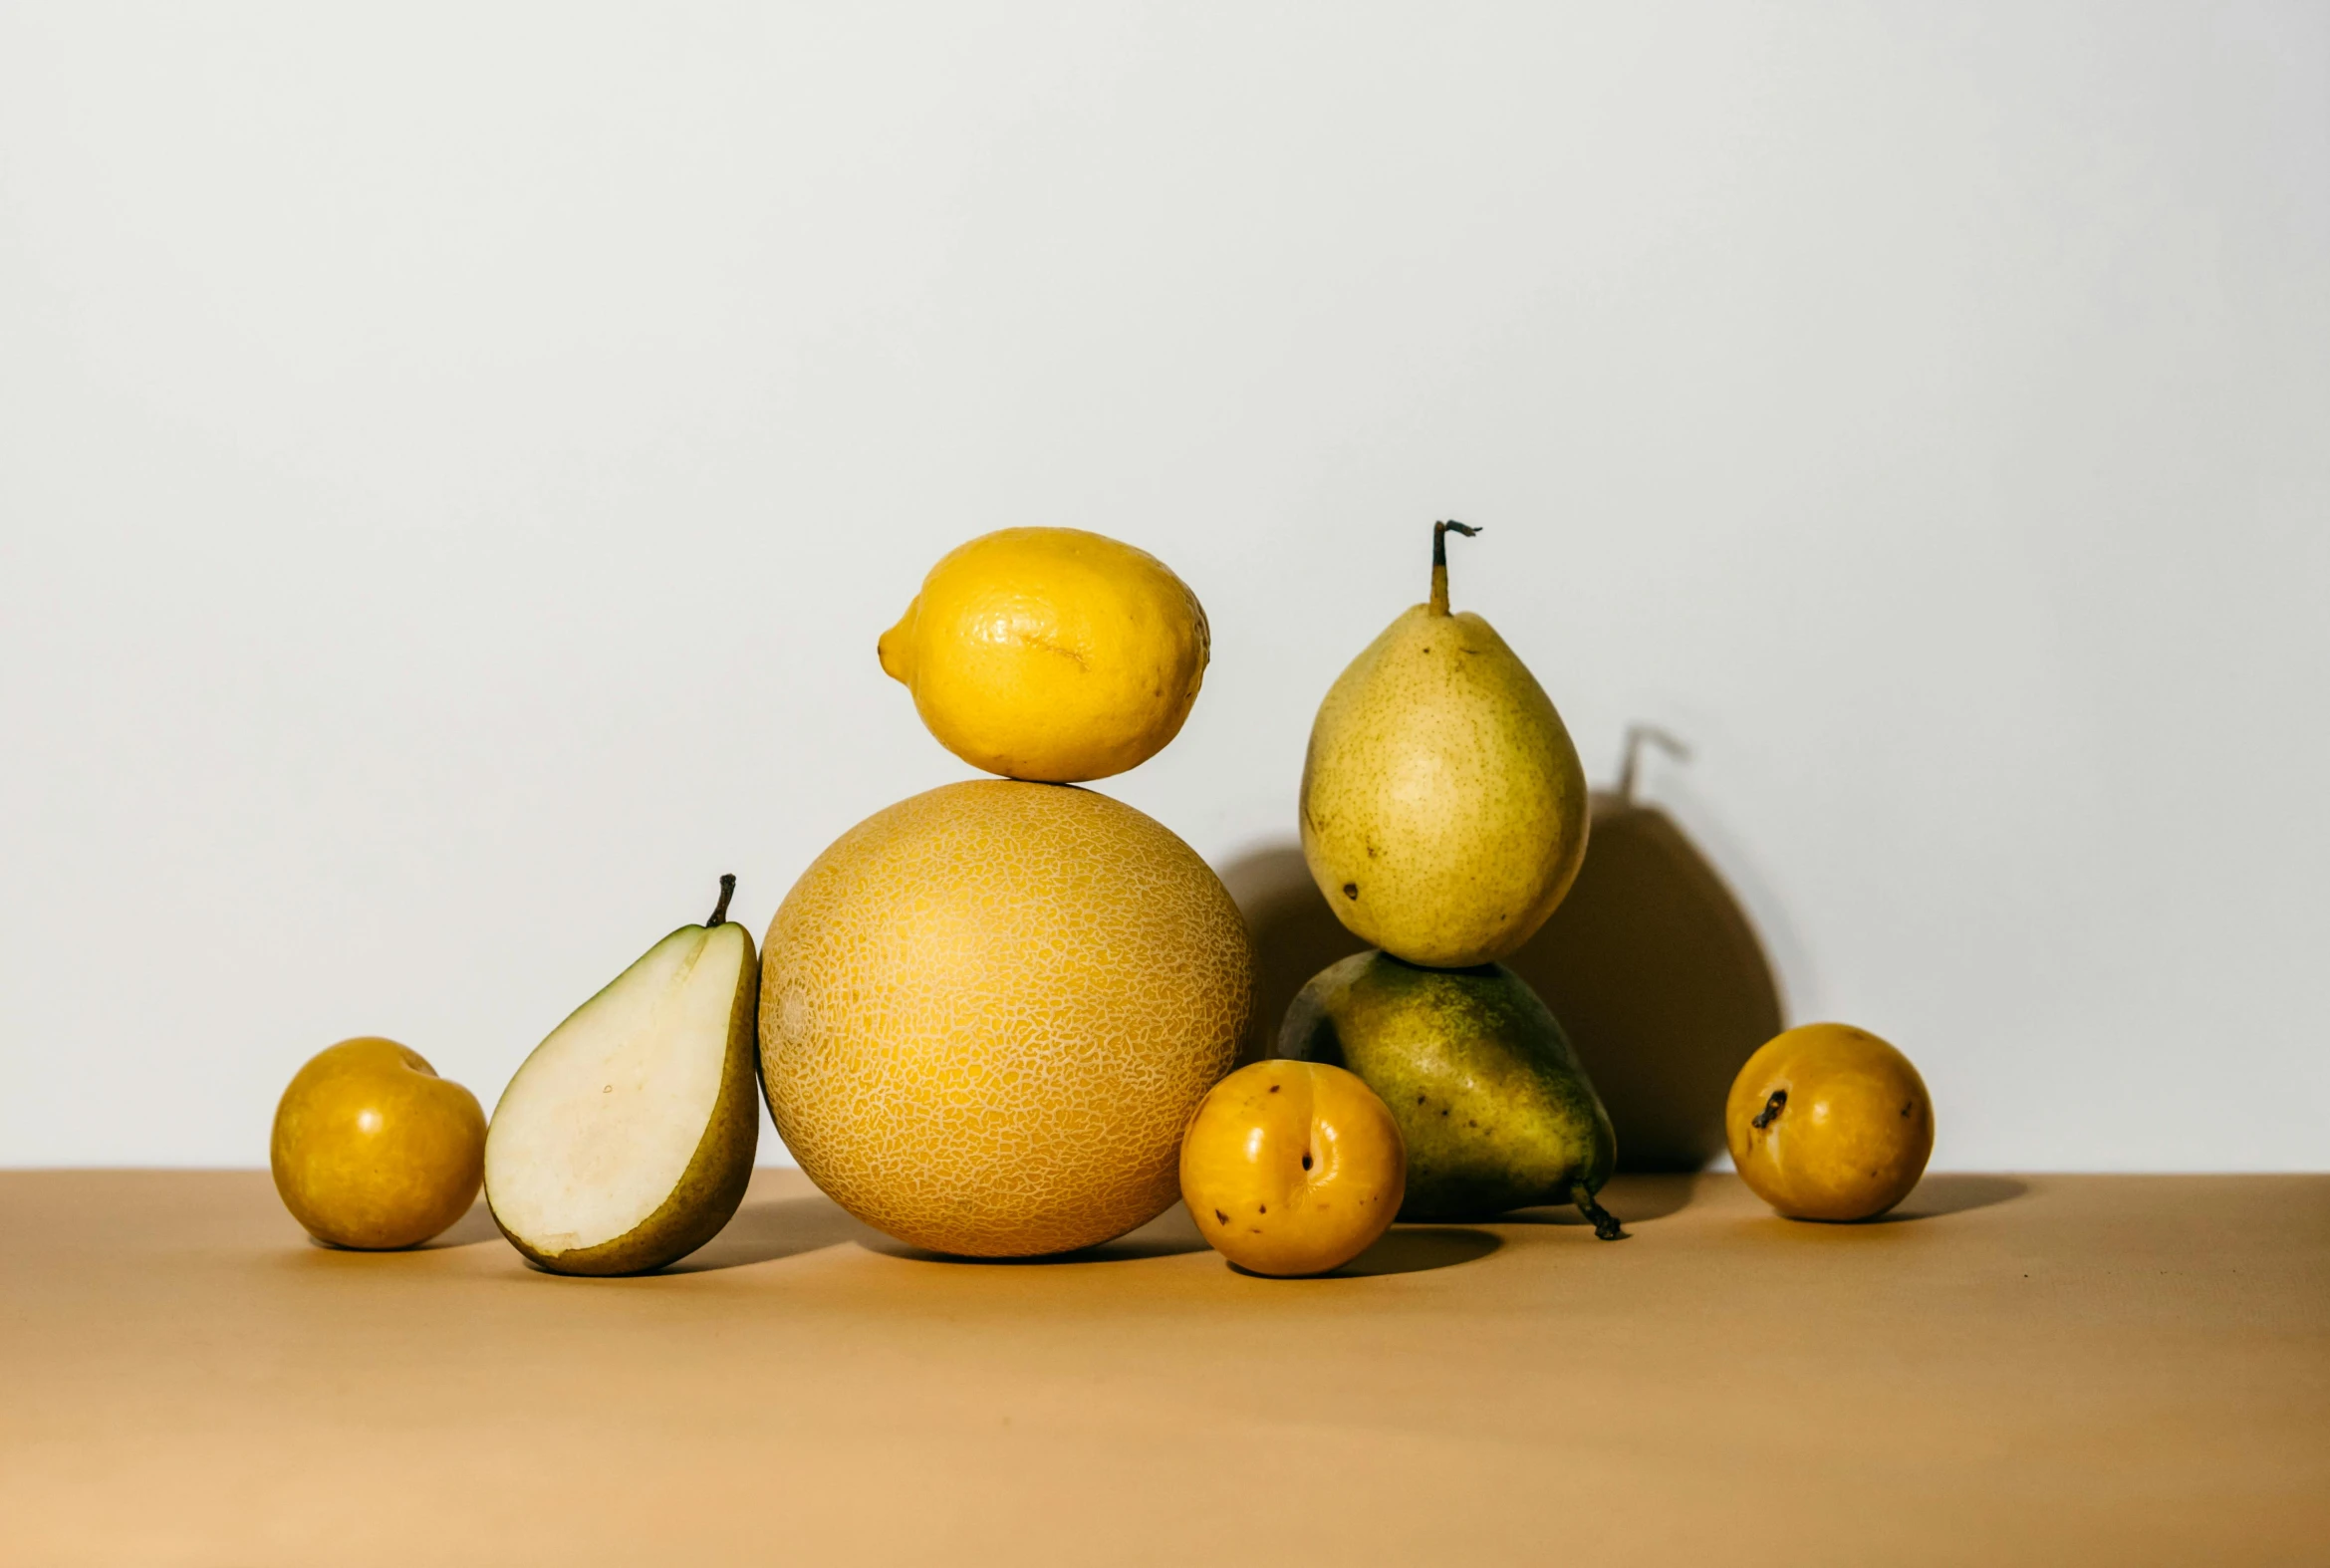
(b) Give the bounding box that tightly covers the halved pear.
[485,877,759,1275]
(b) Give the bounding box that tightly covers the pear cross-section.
[484,880,760,1275]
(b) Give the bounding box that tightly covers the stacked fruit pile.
[1273,521,1624,1243]
[268,521,1937,1277]
[760,529,1251,1259]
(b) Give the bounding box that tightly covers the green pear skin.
[1298,523,1589,968]
[1276,950,1621,1234]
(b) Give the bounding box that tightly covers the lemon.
[878,527,1210,783]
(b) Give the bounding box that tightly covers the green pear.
[1299,521,1589,968]
[1276,950,1622,1235]
[485,877,760,1275]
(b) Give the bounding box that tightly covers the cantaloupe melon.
[760,780,1252,1256]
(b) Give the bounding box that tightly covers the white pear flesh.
[485,920,757,1273]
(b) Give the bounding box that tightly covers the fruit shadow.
[1868,1174,2026,1222]
[417,1201,504,1249]
[1504,793,1785,1174]
[1221,1227,1501,1278]
[1495,1173,1698,1228]
[1217,801,1788,1177]
[296,1201,505,1252]
[1332,1226,1499,1276]
[1217,845,1370,1069]
[661,1194,885,1272]
[856,1202,1214,1266]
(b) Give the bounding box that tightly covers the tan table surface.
[3,1170,2324,1566]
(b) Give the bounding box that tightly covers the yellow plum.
[1180,1060,1405,1275]
[271,1037,486,1249]
[1726,1023,1933,1221]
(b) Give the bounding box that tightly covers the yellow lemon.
[878,527,1210,782]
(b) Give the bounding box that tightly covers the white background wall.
[4,3,2324,1171]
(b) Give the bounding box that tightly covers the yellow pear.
[1299,522,1589,968]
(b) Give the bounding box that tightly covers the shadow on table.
[664,1195,884,1272]
[390,1194,1511,1276]
[299,1202,502,1251]
[1332,1226,1500,1276]
[857,1201,1214,1266]
[862,1204,1503,1275]
[1496,1172,1698,1228]
[417,1202,504,1249]
[1221,1226,1501,1279]
[1873,1174,2027,1222]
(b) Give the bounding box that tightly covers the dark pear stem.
[1615,724,1691,805]
[1427,520,1480,617]
[1574,1185,1626,1241]
[1751,1089,1787,1130]
[706,874,736,928]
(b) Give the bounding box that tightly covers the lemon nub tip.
[877,610,914,684]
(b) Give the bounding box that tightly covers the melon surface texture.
[761,780,1252,1257]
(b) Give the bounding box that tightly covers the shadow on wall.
[1216,845,1370,1070]
[1217,730,1785,1174]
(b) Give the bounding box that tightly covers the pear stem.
[707,874,736,928]
[1574,1186,1626,1241]
[1616,724,1691,805]
[1427,520,1480,617]
[1751,1089,1786,1130]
